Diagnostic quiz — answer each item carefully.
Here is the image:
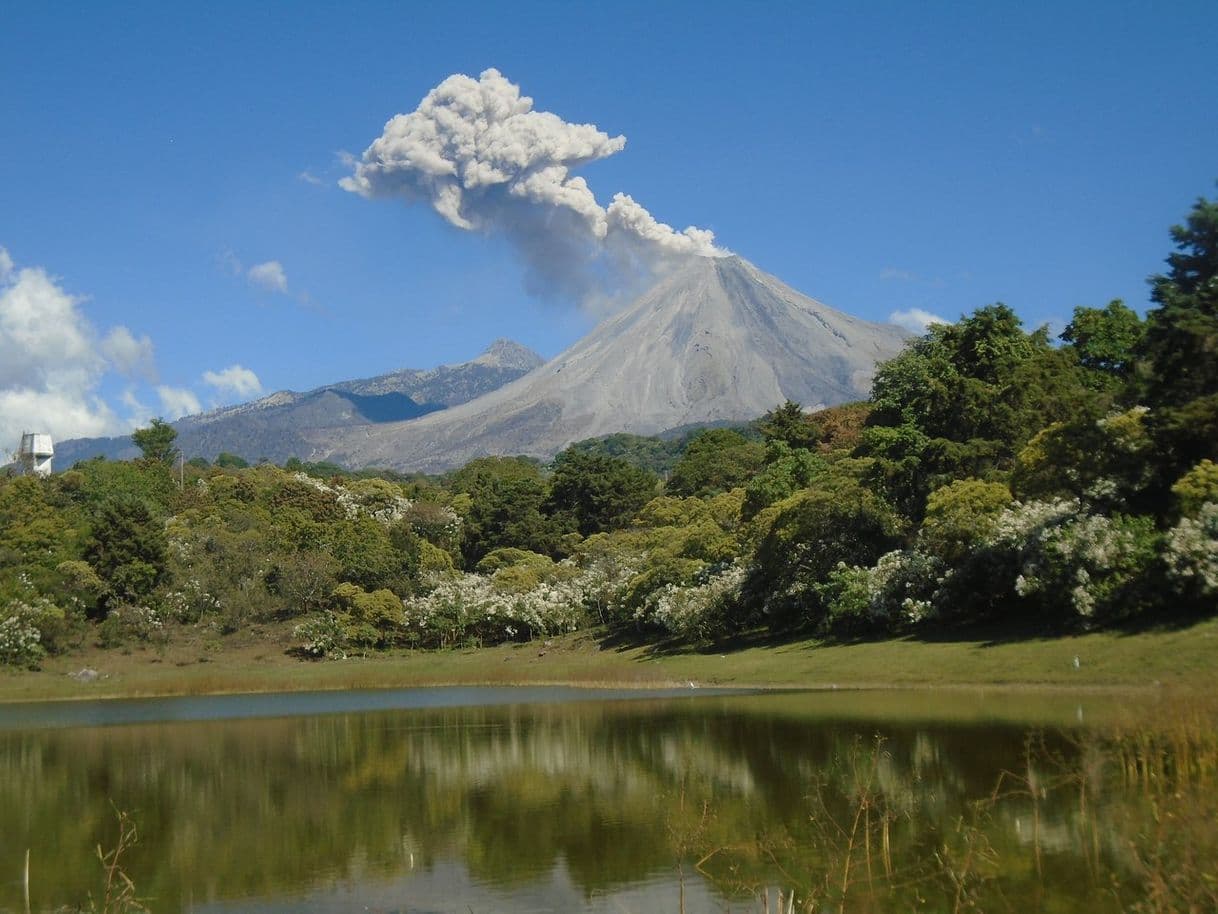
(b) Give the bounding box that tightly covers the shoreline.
[2,616,1213,706]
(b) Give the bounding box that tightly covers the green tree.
[919,478,1012,563]
[448,458,562,564]
[666,429,765,497]
[547,449,657,536]
[1061,299,1145,387]
[861,305,1094,516]
[757,401,820,451]
[1140,191,1218,476]
[84,495,168,611]
[744,480,905,632]
[131,418,179,464]
[741,441,825,519]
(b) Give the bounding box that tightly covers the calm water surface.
[0,686,1202,912]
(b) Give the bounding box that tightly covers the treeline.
[1,193,1215,665]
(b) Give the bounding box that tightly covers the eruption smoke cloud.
[341,68,725,308]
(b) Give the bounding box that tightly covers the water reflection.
[0,689,1207,912]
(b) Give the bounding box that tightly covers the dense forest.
[1,194,1216,667]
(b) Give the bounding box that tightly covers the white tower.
[17,433,54,477]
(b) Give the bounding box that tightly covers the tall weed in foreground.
[676,696,1218,913]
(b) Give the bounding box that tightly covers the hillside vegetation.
[1,193,1216,678]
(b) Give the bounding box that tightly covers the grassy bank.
[1,613,1215,703]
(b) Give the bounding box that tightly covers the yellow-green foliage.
[1173,460,1218,516]
[920,478,1013,561]
[477,548,558,593]
[475,548,552,575]
[418,540,454,572]
[330,582,405,648]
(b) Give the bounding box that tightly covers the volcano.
[309,255,909,472]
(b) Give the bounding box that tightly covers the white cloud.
[298,170,323,185]
[889,308,950,334]
[120,389,154,428]
[880,267,919,283]
[0,247,13,281]
[0,258,122,443]
[247,260,288,294]
[156,385,201,419]
[102,326,157,380]
[341,68,725,308]
[203,364,262,398]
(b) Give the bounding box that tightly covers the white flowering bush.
[927,498,1161,624]
[814,549,944,635]
[292,473,435,528]
[163,577,222,623]
[651,563,746,641]
[1166,501,1218,598]
[1013,512,1158,619]
[293,612,347,658]
[0,597,63,667]
[99,604,167,646]
[404,568,588,647]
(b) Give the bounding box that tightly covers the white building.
[17,433,54,477]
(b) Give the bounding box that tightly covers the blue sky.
[1,0,1215,444]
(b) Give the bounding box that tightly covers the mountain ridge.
[52,339,545,466]
[305,255,909,472]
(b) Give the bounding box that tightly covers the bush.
[0,597,65,667]
[745,482,905,632]
[1173,462,1218,518]
[330,583,406,648]
[651,563,745,642]
[814,549,944,637]
[1166,502,1218,603]
[293,612,347,658]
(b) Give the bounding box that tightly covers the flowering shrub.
[651,563,746,642]
[292,473,418,526]
[99,604,166,646]
[163,577,222,623]
[1011,511,1158,619]
[814,549,944,635]
[293,612,347,658]
[1166,501,1218,598]
[403,568,587,647]
[0,597,64,667]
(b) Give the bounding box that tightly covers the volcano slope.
[310,255,910,472]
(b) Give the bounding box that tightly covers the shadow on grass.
[597,607,1218,662]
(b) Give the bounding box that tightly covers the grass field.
[1,613,1215,703]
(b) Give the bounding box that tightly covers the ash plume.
[341,68,725,309]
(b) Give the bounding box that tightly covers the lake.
[0,686,1211,912]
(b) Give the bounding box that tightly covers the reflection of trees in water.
[0,697,1208,912]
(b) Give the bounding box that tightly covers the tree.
[919,478,1012,563]
[741,441,825,519]
[447,458,562,564]
[1061,300,1145,387]
[84,495,168,611]
[666,429,765,497]
[757,401,820,451]
[546,449,657,536]
[744,480,905,632]
[860,305,1095,516]
[1140,191,1218,475]
[131,418,179,464]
